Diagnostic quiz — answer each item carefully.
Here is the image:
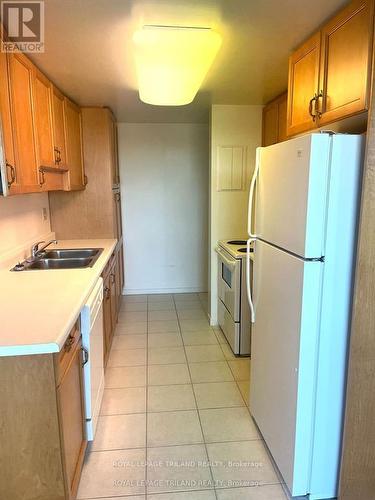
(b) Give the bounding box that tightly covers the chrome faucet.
[30,239,58,259]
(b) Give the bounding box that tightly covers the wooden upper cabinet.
[107,110,120,186]
[262,102,278,146]
[32,68,55,169]
[112,120,120,186]
[0,49,18,194]
[262,92,288,146]
[287,33,321,136]
[64,98,85,190]
[7,52,40,192]
[277,95,288,142]
[287,0,374,136]
[318,0,374,125]
[51,86,67,168]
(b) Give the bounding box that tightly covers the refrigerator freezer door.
[250,240,322,496]
[255,134,331,258]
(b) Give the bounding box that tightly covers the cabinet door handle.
[315,90,323,119]
[39,169,46,186]
[54,147,61,165]
[104,286,110,299]
[308,94,317,121]
[110,273,115,284]
[6,162,16,187]
[81,346,89,366]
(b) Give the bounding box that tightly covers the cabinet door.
[51,86,67,168]
[262,102,278,146]
[262,93,288,146]
[0,49,18,194]
[7,52,40,192]
[112,119,120,185]
[103,274,112,363]
[287,33,321,136]
[113,191,123,239]
[119,243,125,292]
[57,338,86,499]
[277,94,288,142]
[64,98,85,190]
[318,0,374,125]
[116,249,122,302]
[32,68,55,169]
[110,265,118,331]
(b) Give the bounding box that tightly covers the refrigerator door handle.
[246,238,256,323]
[248,148,260,238]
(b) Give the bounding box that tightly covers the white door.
[250,240,323,496]
[255,134,331,258]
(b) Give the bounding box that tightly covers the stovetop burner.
[238,247,254,253]
[227,240,247,245]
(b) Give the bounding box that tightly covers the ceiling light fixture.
[133,25,222,106]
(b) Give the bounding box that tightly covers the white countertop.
[0,239,117,357]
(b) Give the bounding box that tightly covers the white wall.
[0,193,52,264]
[209,105,263,323]
[118,123,209,294]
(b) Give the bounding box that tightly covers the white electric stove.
[215,239,253,356]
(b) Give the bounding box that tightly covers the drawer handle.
[81,346,89,366]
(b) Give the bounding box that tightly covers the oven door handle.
[216,247,237,271]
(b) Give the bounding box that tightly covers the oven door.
[217,247,241,321]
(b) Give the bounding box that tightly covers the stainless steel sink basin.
[43,248,103,260]
[26,258,93,270]
[11,247,104,271]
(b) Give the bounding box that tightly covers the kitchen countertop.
[0,239,117,357]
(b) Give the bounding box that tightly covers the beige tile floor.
[77,293,288,500]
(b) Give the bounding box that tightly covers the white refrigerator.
[246,133,363,499]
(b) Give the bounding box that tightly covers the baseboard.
[123,286,208,295]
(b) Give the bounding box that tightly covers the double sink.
[13,248,104,271]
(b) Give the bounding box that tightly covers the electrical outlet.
[42,207,48,221]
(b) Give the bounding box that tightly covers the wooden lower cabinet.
[0,321,87,500]
[57,337,87,498]
[103,272,113,363]
[103,244,124,365]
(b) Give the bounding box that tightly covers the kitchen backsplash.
[0,193,53,264]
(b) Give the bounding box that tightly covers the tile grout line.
[89,436,264,454]
[173,294,219,500]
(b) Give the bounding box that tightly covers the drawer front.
[218,300,240,355]
[56,320,81,385]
